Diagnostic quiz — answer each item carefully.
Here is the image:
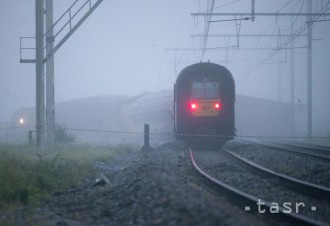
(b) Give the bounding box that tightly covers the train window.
[191,81,218,98]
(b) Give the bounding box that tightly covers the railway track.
[279,142,330,152]
[246,140,330,162]
[189,147,330,226]
[271,141,330,157]
[229,140,330,188]
[223,147,330,201]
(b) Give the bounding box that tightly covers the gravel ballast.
[197,141,330,224]
[230,141,330,187]
[0,142,272,226]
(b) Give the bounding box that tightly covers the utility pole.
[277,29,282,102]
[278,61,282,102]
[21,0,104,149]
[46,0,55,146]
[307,0,313,137]
[290,18,295,105]
[290,17,296,135]
[225,49,229,65]
[35,0,44,148]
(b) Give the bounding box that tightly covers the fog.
[1,0,330,135]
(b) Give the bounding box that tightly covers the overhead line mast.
[22,0,104,148]
[46,0,55,146]
[307,0,313,137]
[35,0,44,148]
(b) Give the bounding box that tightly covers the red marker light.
[214,102,221,110]
[190,103,197,110]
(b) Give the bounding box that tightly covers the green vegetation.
[55,124,75,144]
[0,143,138,210]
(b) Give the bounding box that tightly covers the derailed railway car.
[174,62,235,147]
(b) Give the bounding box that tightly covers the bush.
[55,124,75,144]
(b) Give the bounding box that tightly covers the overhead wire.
[257,0,303,62]
[277,0,296,13]
[200,0,241,13]
[248,0,330,77]
[245,0,311,76]
[212,0,241,11]
[3,125,330,139]
[193,0,202,61]
[281,0,306,33]
[201,0,216,59]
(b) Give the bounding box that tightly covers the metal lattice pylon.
[20,0,103,148]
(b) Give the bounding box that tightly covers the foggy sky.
[1,0,330,134]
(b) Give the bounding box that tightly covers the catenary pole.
[22,0,104,148]
[290,17,295,105]
[290,17,296,134]
[35,0,44,148]
[46,0,55,146]
[307,0,313,137]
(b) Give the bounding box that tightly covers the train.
[173,62,235,147]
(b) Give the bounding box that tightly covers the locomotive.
[174,62,235,147]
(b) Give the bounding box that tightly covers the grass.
[0,143,138,210]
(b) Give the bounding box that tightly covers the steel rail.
[223,148,330,201]
[251,140,330,162]
[274,142,330,153]
[189,148,326,226]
